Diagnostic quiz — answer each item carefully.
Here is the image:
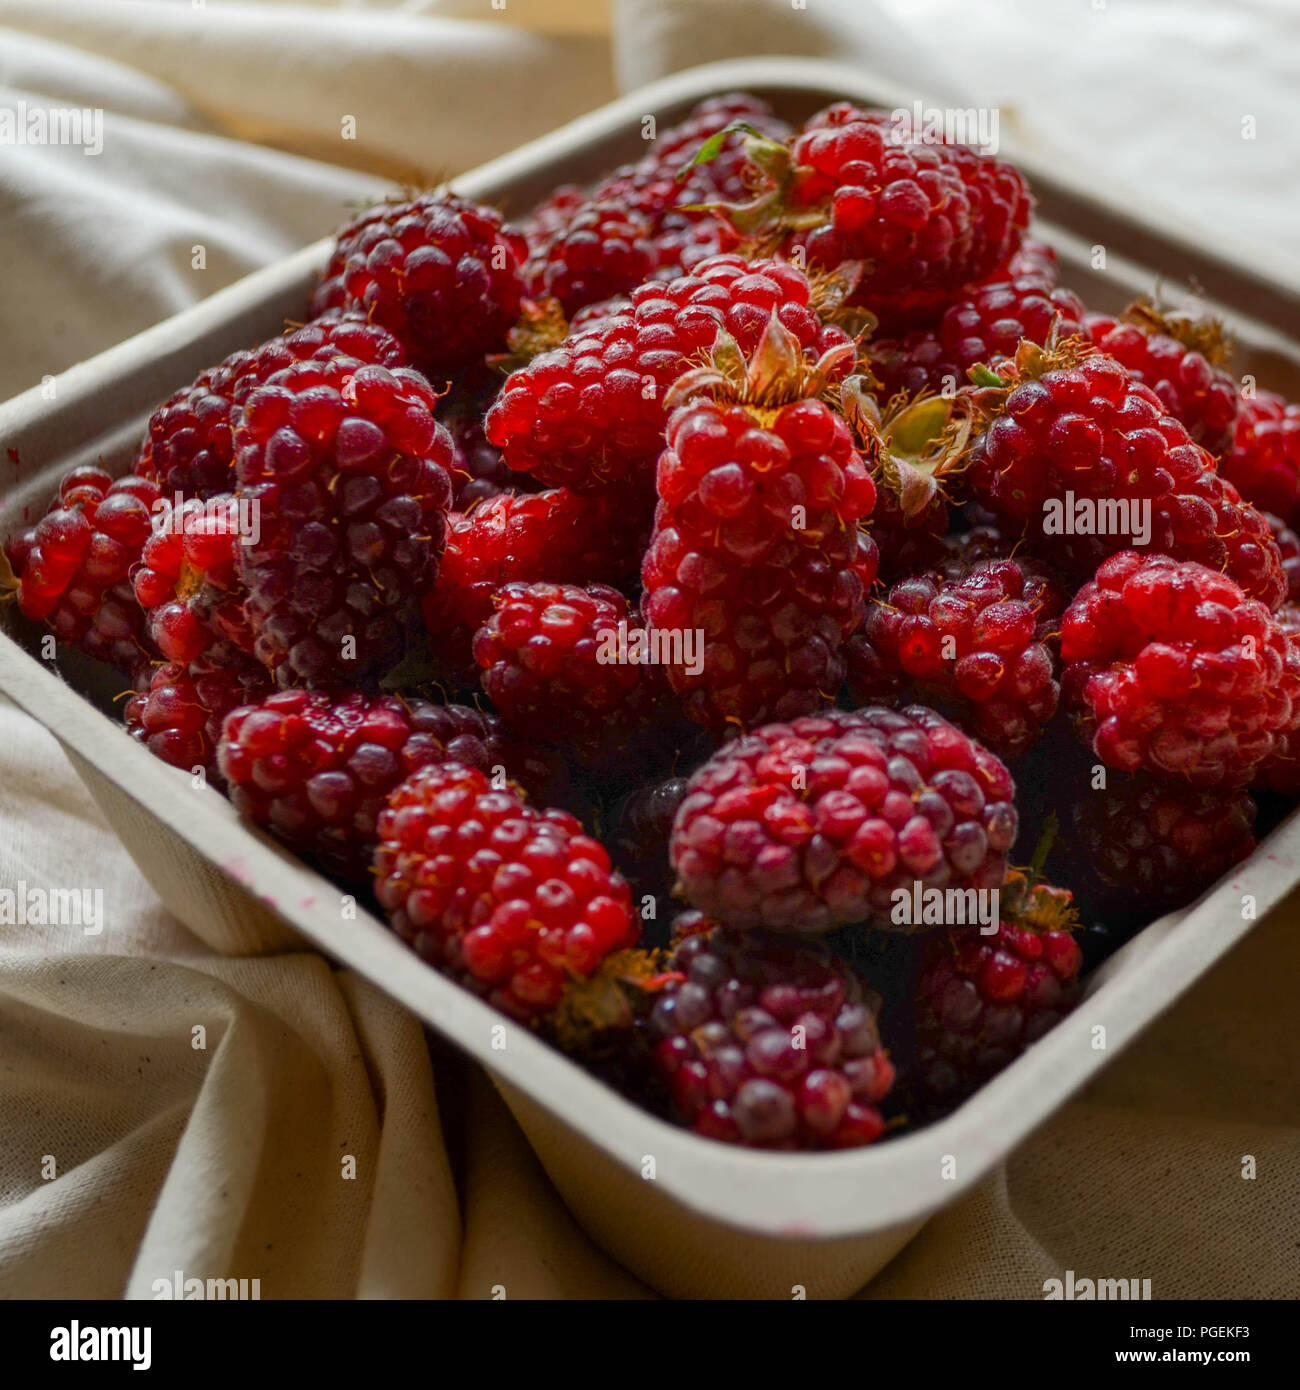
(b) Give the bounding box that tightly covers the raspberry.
[372,762,638,1021]
[521,95,785,311]
[486,253,852,493]
[233,356,454,685]
[524,203,658,319]
[847,554,1066,757]
[6,466,160,674]
[1067,772,1256,915]
[1084,305,1239,452]
[473,581,666,765]
[134,311,407,502]
[643,393,877,733]
[670,707,1018,932]
[870,274,1085,399]
[126,644,270,784]
[1219,388,1300,525]
[310,194,527,376]
[970,343,1285,609]
[1060,550,1300,786]
[914,869,1082,1104]
[610,93,789,214]
[645,924,894,1149]
[729,104,1032,328]
[132,495,254,664]
[421,486,643,684]
[218,689,551,882]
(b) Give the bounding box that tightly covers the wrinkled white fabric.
[1,0,1298,1300]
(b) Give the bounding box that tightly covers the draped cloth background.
[1,0,1297,1299]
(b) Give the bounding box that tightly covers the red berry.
[870,274,1085,399]
[1219,388,1300,526]
[1085,309,1239,453]
[1060,550,1300,786]
[372,762,638,1021]
[233,356,454,685]
[486,253,853,494]
[769,104,1032,327]
[670,707,1017,932]
[218,690,555,882]
[126,644,271,784]
[647,924,893,1149]
[847,554,1066,756]
[8,467,160,674]
[915,873,1082,1104]
[1067,772,1256,914]
[421,486,644,684]
[642,395,876,733]
[132,495,255,664]
[310,195,527,376]
[473,581,668,766]
[971,346,1286,609]
[134,311,407,501]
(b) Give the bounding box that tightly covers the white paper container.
[3,58,1299,1300]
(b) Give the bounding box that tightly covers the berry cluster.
[9,92,1298,1153]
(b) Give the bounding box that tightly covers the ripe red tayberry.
[647,925,894,1149]
[847,554,1066,756]
[1060,550,1300,786]
[7,466,160,674]
[486,253,852,494]
[311,194,527,376]
[233,356,454,685]
[372,762,638,1021]
[670,707,1018,932]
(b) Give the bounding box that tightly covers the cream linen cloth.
[1,0,1298,1300]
